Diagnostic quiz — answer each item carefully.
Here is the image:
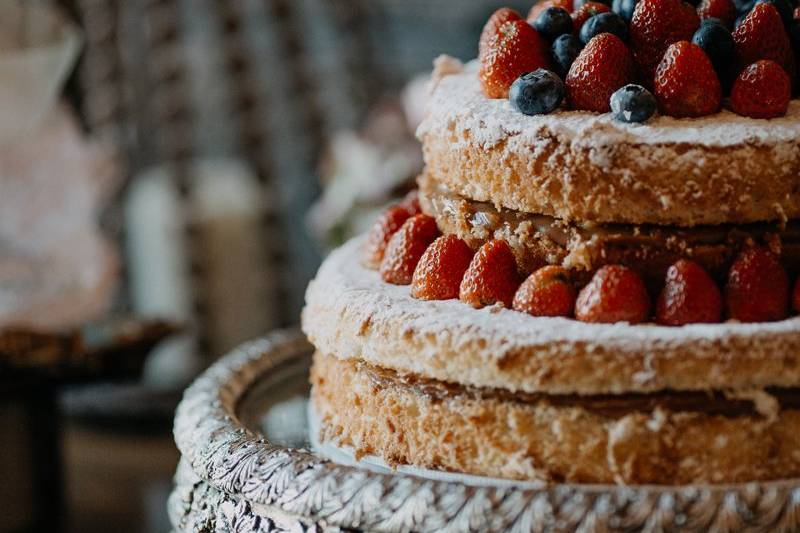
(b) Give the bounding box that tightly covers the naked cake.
[304,1,800,485]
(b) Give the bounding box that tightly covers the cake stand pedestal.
[169,330,800,532]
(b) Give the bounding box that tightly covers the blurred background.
[0,0,531,531]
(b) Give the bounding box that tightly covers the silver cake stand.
[168,330,800,532]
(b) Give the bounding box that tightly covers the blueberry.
[610,84,657,123]
[755,0,793,25]
[551,34,584,77]
[733,0,756,13]
[509,70,566,115]
[533,7,574,40]
[734,12,748,29]
[692,20,735,79]
[579,12,629,43]
[612,0,639,22]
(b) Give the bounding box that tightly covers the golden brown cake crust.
[418,58,800,227]
[302,237,800,396]
[311,352,800,485]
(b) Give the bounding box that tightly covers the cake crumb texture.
[311,352,800,484]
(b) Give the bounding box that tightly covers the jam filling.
[419,177,800,286]
[360,360,800,418]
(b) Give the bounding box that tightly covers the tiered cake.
[304,2,800,484]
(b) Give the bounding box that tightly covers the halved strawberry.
[459,239,521,308]
[513,265,576,317]
[655,259,722,325]
[730,59,791,118]
[654,40,721,117]
[479,19,551,98]
[379,214,440,285]
[363,206,412,269]
[630,0,700,81]
[479,8,523,55]
[411,235,474,300]
[575,265,651,324]
[733,3,796,80]
[566,33,635,112]
[724,247,789,322]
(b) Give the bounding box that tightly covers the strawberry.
[399,189,422,216]
[655,259,722,325]
[724,247,789,322]
[654,41,721,117]
[411,235,474,300]
[630,0,700,81]
[793,276,800,313]
[730,60,791,118]
[566,33,635,112]
[575,265,651,324]
[363,206,412,269]
[379,214,440,285]
[479,8,523,54]
[733,3,796,79]
[513,265,576,317]
[571,2,612,34]
[459,239,521,308]
[479,20,551,98]
[529,0,575,21]
[697,0,737,27]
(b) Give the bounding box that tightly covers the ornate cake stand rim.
[171,329,800,532]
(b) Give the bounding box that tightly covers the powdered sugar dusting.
[314,236,800,350]
[417,57,800,149]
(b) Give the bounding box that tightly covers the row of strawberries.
[479,0,798,118]
[363,194,799,325]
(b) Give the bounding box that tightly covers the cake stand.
[169,330,800,532]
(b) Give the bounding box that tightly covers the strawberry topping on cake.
[476,0,798,119]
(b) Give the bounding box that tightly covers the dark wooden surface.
[64,421,178,533]
[0,375,62,532]
[0,381,179,533]
[0,319,179,532]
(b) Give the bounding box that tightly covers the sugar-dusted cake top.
[418,57,800,150]
[473,2,799,122]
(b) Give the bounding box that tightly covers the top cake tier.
[417,57,800,227]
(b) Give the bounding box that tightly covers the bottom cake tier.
[311,352,800,485]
